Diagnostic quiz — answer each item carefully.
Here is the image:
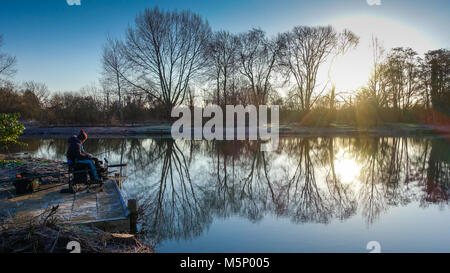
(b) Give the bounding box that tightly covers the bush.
[0,113,25,148]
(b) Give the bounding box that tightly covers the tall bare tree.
[385,47,421,110]
[367,35,388,108]
[120,7,211,116]
[205,31,240,106]
[102,37,127,122]
[277,26,358,111]
[0,34,17,79]
[423,49,450,116]
[238,28,279,106]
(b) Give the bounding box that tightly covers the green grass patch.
[0,159,27,169]
[329,122,354,128]
[384,122,422,128]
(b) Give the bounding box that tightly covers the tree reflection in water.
[128,139,212,245]
[17,136,450,246]
[424,139,449,206]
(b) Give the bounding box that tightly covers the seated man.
[66,129,99,183]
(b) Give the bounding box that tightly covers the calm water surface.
[12,136,450,252]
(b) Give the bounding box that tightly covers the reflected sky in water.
[14,136,450,252]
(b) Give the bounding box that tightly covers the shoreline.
[20,124,450,138]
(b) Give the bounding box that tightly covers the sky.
[0,0,449,93]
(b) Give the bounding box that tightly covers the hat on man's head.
[78,129,88,141]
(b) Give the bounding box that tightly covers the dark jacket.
[66,135,92,162]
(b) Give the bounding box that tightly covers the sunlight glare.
[334,149,360,185]
[325,14,436,95]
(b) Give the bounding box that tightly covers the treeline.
[0,7,449,126]
[352,43,450,126]
[0,82,168,124]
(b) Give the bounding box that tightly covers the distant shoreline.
[20,124,450,138]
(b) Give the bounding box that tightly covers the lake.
[10,136,450,252]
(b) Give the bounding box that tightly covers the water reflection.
[13,136,450,248]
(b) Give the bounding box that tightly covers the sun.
[325,14,436,94]
[334,149,360,185]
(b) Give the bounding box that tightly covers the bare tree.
[368,35,388,108]
[102,37,127,122]
[385,47,421,110]
[422,49,450,117]
[22,81,50,106]
[205,31,240,106]
[277,26,358,111]
[418,56,432,109]
[0,34,17,79]
[120,7,211,116]
[238,28,279,106]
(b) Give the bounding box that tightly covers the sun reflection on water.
[334,148,361,185]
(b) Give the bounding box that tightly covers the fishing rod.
[0,163,128,184]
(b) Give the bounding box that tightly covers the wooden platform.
[0,180,130,231]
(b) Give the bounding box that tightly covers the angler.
[66,129,105,192]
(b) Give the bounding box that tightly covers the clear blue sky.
[0,0,448,92]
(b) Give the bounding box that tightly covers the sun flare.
[327,14,437,93]
[334,149,360,185]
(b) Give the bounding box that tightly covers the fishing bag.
[14,173,41,194]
